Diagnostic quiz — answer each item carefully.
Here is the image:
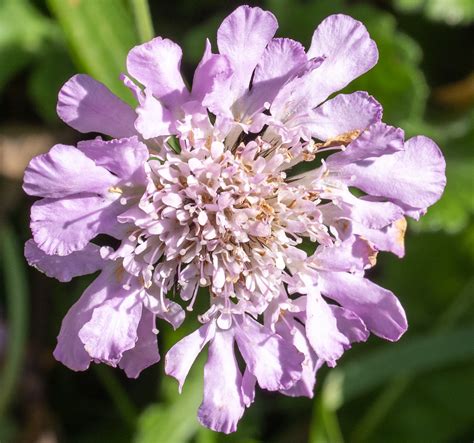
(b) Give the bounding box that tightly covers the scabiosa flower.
[23,5,446,433]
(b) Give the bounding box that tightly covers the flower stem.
[0,223,28,417]
[130,0,154,43]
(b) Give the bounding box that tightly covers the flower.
[23,5,446,433]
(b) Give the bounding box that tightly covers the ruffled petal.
[305,290,349,366]
[57,74,137,138]
[241,38,307,117]
[143,287,186,330]
[306,14,378,106]
[30,194,125,256]
[134,89,174,139]
[53,264,124,370]
[342,136,446,210]
[192,39,233,103]
[326,122,404,167]
[319,271,408,341]
[312,236,377,272]
[269,57,325,123]
[331,306,369,344]
[253,38,307,89]
[197,330,245,434]
[155,299,185,330]
[165,321,216,391]
[309,92,382,141]
[352,218,407,258]
[119,309,160,378]
[343,196,405,230]
[217,5,278,97]
[271,15,377,121]
[121,73,144,102]
[234,315,303,391]
[23,144,118,198]
[127,37,188,110]
[24,239,104,282]
[77,136,149,184]
[241,368,257,407]
[277,319,321,398]
[78,291,142,365]
[319,190,405,232]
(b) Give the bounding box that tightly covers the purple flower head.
[23,5,446,433]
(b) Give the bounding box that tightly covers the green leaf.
[394,0,474,25]
[321,325,474,409]
[134,357,204,443]
[46,0,139,103]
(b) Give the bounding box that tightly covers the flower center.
[143,139,291,302]
[112,135,334,321]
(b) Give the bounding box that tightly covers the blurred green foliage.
[0,0,473,442]
[47,0,139,103]
[0,0,75,123]
[394,0,474,25]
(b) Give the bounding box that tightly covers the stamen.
[187,283,200,312]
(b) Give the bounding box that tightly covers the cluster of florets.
[23,6,445,433]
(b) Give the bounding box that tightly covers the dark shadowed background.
[0,0,473,442]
